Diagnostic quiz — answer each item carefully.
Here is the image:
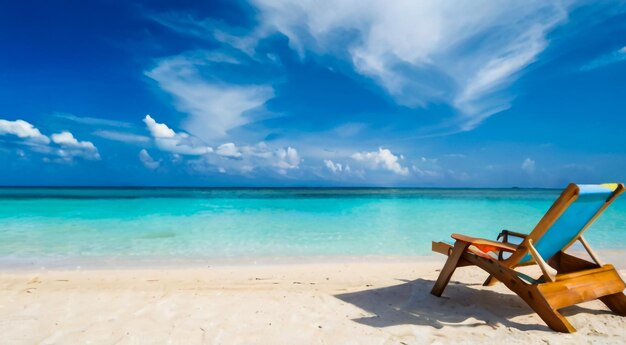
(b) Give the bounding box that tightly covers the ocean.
[0,188,624,266]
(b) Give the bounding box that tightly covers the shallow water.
[0,188,624,262]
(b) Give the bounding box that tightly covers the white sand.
[0,259,624,344]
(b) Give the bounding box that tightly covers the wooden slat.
[432,241,451,255]
[538,266,626,310]
[556,265,609,281]
[552,251,599,274]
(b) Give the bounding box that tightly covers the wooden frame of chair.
[430,183,626,332]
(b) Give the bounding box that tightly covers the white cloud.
[145,54,274,139]
[274,146,300,171]
[139,149,161,170]
[0,118,100,162]
[230,0,573,132]
[139,112,300,175]
[51,131,92,147]
[580,45,626,71]
[51,131,100,161]
[241,143,301,171]
[324,159,343,173]
[216,142,242,158]
[522,158,536,174]
[0,119,50,144]
[93,130,150,144]
[144,114,176,138]
[351,147,409,175]
[143,115,212,155]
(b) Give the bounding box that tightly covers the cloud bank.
[0,119,100,162]
[140,116,301,175]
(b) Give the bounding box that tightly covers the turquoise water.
[0,188,625,263]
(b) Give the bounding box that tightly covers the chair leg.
[431,241,469,297]
[491,274,575,332]
[531,300,576,333]
[483,275,498,286]
[464,254,577,332]
[600,292,626,316]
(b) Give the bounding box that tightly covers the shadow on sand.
[335,278,612,332]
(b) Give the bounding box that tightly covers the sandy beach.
[2,0,626,342]
[1,258,624,344]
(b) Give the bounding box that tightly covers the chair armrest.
[497,229,528,243]
[451,233,518,252]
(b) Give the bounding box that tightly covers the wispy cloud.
[240,0,572,132]
[145,53,275,140]
[139,149,161,170]
[146,11,215,41]
[55,113,133,128]
[93,130,150,144]
[580,46,626,71]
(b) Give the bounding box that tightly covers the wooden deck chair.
[431,183,626,332]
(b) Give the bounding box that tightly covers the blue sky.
[1,1,625,187]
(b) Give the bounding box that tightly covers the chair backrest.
[515,183,623,264]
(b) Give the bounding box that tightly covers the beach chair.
[431,183,626,332]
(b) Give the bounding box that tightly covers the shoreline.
[0,254,443,271]
[1,248,625,271]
